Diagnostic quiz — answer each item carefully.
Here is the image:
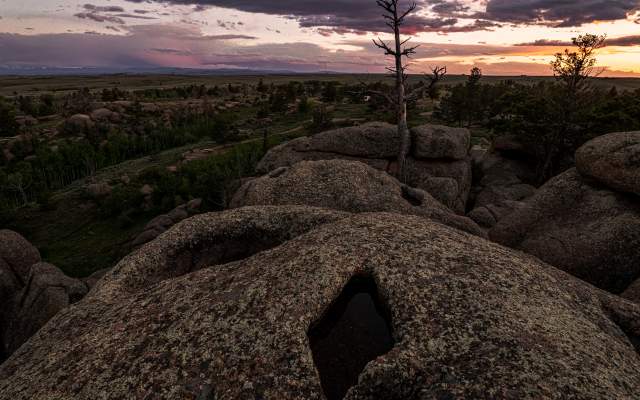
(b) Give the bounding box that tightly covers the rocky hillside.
[1,123,639,399]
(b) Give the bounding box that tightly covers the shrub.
[310,104,333,133]
[0,97,18,137]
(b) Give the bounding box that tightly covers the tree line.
[436,35,637,181]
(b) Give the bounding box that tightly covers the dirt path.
[178,123,308,164]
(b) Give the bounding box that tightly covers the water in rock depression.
[308,275,394,400]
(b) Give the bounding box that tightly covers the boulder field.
[1,207,640,399]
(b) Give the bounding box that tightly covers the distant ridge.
[0,66,346,76]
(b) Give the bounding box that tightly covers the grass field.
[1,73,639,97]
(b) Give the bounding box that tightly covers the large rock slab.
[412,124,470,160]
[467,152,537,229]
[257,122,398,174]
[406,158,471,213]
[0,230,41,285]
[257,122,473,213]
[1,210,640,399]
[491,168,640,293]
[94,206,350,302]
[3,263,87,356]
[623,280,640,304]
[0,231,87,363]
[230,160,484,237]
[130,199,203,249]
[1,230,42,360]
[576,131,640,195]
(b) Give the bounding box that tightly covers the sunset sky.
[1,0,640,75]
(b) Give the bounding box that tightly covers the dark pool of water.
[308,275,394,400]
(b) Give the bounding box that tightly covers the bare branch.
[373,38,397,56]
[401,44,420,57]
[406,65,447,101]
[353,76,395,105]
[368,89,395,104]
[398,3,417,23]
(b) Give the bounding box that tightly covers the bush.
[0,97,18,137]
[310,104,333,133]
[297,96,311,114]
[98,185,143,218]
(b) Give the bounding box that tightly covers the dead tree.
[372,0,441,182]
[424,66,447,100]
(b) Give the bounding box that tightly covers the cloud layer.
[1,0,640,75]
[481,0,640,27]
[125,0,640,30]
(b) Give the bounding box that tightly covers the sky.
[1,0,640,76]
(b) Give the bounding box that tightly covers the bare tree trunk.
[393,6,410,183]
[397,103,410,182]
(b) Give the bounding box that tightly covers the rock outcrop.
[257,122,399,172]
[2,208,640,399]
[623,280,640,304]
[65,114,94,132]
[0,230,41,285]
[81,268,111,290]
[230,160,484,237]
[97,206,350,301]
[491,168,640,293]
[412,124,470,160]
[467,138,537,229]
[0,230,88,361]
[257,122,472,213]
[3,263,87,356]
[90,108,120,123]
[131,198,203,248]
[576,131,640,196]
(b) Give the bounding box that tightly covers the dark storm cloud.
[74,12,126,24]
[126,0,640,30]
[429,0,470,17]
[608,35,640,45]
[114,13,158,20]
[480,0,640,27]
[123,0,473,33]
[518,35,640,47]
[83,4,126,13]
